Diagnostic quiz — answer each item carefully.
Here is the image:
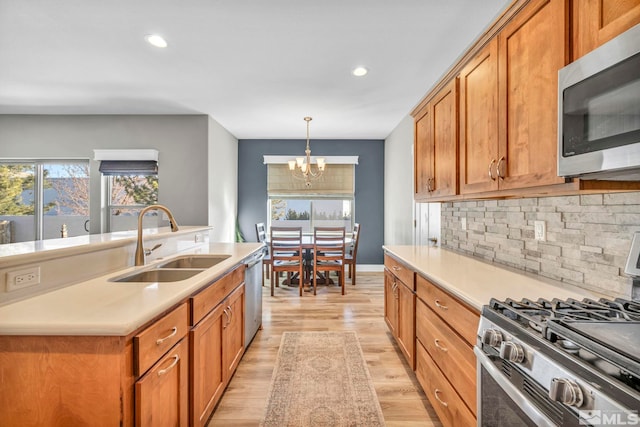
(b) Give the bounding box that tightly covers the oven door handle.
[474,347,557,427]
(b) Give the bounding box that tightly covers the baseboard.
[356,264,384,272]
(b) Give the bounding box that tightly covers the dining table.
[266,234,352,289]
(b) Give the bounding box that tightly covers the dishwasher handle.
[244,253,264,268]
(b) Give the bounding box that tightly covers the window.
[269,198,353,233]
[0,160,90,243]
[266,161,356,233]
[107,175,159,232]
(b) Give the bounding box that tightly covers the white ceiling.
[0,0,510,139]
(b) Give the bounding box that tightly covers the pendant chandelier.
[288,116,326,188]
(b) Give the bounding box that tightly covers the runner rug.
[260,331,386,427]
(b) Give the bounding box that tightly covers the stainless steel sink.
[156,254,231,269]
[111,269,203,283]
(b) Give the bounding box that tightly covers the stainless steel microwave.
[558,23,640,180]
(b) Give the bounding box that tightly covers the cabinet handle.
[434,339,448,352]
[496,156,505,179]
[392,266,401,272]
[157,354,179,377]
[156,326,178,345]
[427,177,435,192]
[434,299,448,310]
[227,305,233,326]
[434,389,448,407]
[488,159,496,181]
[223,308,230,328]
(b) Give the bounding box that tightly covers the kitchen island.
[0,228,263,427]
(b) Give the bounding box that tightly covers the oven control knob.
[499,341,525,363]
[481,329,503,347]
[549,378,584,408]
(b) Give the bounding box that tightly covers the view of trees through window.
[108,175,159,232]
[270,198,352,233]
[0,162,160,242]
[0,162,90,243]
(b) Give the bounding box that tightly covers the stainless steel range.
[475,296,640,426]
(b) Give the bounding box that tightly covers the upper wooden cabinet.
[573,0,640,60]
[414,78,458,201]
[459,38,499,194]
[496,0,568,191]
[414,0,640,200]
[460,0,568,195]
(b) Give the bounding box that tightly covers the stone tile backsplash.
[441,192,640,298]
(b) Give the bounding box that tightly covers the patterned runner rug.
[260,331,386,427]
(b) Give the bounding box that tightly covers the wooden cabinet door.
[135,337,189,427]
[222,284,245,382]
[459,38,499,194]
[573,0,640,60]
[497,0,568,190]
[383,270,398,336]
[414,105,433,199]
[431,78,459,198]
[190,303,225,427]
[396,280,416,369]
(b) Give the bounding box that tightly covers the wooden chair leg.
[341,267,345,295]
[299,266,303,296]
[352,264,356,286]
[271,266,275,297]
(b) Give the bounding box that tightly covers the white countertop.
[0,242,263,336]
[383,245,608,311]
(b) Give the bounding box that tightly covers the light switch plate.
[534,220,546,241]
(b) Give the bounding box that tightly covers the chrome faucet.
[134,204,179,266]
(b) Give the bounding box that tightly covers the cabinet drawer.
[416,298,476,414]
[416,341,476,427]
[134,303,189,376]
[416,275,479,345]
[384,254,415,290]
[191,265,244,326]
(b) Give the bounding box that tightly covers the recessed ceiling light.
[145,34,168,48]
[352,67,368,77]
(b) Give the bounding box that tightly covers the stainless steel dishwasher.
[243,251,263,349]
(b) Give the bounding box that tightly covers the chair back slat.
[270,226,303,262]
[314,227,346,263]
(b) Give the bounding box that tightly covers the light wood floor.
[207,272,443,426]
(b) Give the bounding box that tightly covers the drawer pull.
[434,299,449,310]
[157,354,179,377]
[227,305,233,325]
[434,389,448,407]
[434,339,448,352]
[156,326,178,345]
[392,266,401,272]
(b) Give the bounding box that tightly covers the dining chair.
[270,226,304,296]
[344,223,361,286]
[255,222,271,286]
[312,226,346,295]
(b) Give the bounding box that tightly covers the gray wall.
[238,139,384,264]
[0,115,210,232]
[442,193,640,299]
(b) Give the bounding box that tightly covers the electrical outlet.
[6,266,41,292]
[461,217,467,231]
[534,220,546,241]
[194,233,203,243]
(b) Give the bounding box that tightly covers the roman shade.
[98,160,158,176]
[267,163,354,197]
